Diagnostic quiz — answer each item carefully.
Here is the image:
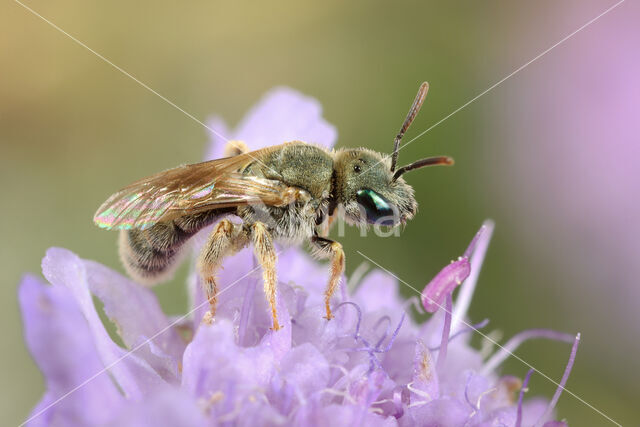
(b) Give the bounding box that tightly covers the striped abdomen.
[119,210,231,285]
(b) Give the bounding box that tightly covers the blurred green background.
[1,1,637,425]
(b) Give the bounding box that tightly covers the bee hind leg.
[249,222,281,331]
[310,235,345,321]
[197,219,248,324]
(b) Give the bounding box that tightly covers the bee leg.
[223,140,249,157]
[197,219,248,324]
[249,222,280,331]
[310,235,345,321]
[317,210,338,237]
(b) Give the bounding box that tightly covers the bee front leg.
[249,222,280,331]
[197,219,248,324]
[310,235,345,321]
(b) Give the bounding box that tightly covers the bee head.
[332,82,454,228]
[333,149,417,226]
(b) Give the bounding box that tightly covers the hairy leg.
[249,222,280,330]
[310,235,345,320]
[197,219,248,324]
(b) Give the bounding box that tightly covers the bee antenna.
[392,156,454,181]
[390,82,429,172]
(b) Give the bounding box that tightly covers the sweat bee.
[94,82,453,330]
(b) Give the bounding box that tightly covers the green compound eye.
[356,189,395,225]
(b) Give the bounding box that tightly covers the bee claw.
[202,310,215,325]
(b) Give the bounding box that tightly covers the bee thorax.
[238,204,317,246]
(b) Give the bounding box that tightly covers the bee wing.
[94,145,288,230]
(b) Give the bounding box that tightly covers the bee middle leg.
[310,235,345,320]
[249,222,280,331]
[197,219,248,324]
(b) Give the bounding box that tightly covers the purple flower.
[21,88,578,426]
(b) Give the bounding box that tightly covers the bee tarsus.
[311,235,345,321]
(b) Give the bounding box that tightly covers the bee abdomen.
[118,222,188,285]
[118,210,232,285]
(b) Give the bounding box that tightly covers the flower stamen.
[516,369,535,427]
[535,333,581,426]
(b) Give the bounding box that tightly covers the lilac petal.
[409,340,439,405]
[187,272,209,332]
[42,248,165,398]
[291,299,356,367]
[421,258,470,313]
[181,319,276,402]
[406,398,471,426]
[214,400,286,425]
[19,275,123,426]
[279,343,330,400]
[105,388,207,427]
[205,87,337,162]
[354,270,404,314]
[481,374,521,413]
[452,220,495,330]
[258,295,292,360]
[267,375,296,416]
[277,247,334,298]
[237,270,259,347]
[83,260,185,376]
[128,337,180,383]
[522,398,554,426]
[348,369,388,408]
[204,116,231,160]
[294,401,397,427]
[233,87,337,150]
[461,372,491,413]
[377,335,415,385]
[433,339,485,391]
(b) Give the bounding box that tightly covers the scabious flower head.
[20,88,577,426]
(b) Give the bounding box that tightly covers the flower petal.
[181,320,276,403]
[294,401,397,426]
[205,87,337,160]
[105,388,208,427]
[83,259,185,379]
[42,248,165,398]
[204,116,231,160]
[19,275,123,426]
[406,398,470,426]
[234,87,337,150]
[410,340,439,404]
[281,344,330,394]
[353,270,404,314]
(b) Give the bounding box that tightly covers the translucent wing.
[94,145,288,230]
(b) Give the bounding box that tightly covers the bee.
[94,82,453,330]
